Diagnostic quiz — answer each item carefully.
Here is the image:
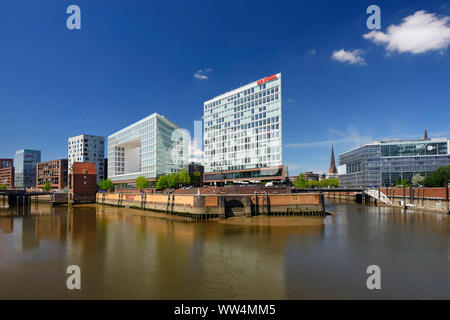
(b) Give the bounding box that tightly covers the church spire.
[424,128,428,140]
[329,145,337,174]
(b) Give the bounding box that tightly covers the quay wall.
[324,187,450,213]
[96,192,325,219]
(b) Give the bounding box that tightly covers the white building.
[203,73,284,184]
[68,134,105,183]
[107,113,186,186]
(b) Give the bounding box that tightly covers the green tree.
[411,174,425,187]
[42,182,52,191]
[0,184,6,190]
[135,176,150,189]
[293,173,308,189]
[395,179,410,188]
[423,165,450,187]
[156,175,169,190]
[98,179,114,191]
[167,173,179,188]
[178,168,191,186]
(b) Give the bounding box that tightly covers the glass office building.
[203,73,283,183]
[108,113,186,185]
[14,149,41,189]
[338,137,450,188]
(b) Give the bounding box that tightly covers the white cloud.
[331,49,366,65]
[288,98,295,103]
[363,10,450,54]
[194,68,212,80]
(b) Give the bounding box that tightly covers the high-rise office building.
[203,73,284,184]
[68,134,105,184]
[107,113,186,186]
[338,133,450,188]
[14,149,41,189]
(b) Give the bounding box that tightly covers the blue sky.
[0,0,449,175]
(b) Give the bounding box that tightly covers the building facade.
[108,113,186,185]
[0,159,14,189]
[338,137,450,188]
[36,159,68,190]
[14,149,41,189]
[69,162,97,203]
[68,134,105,184]
[203,73,283,184]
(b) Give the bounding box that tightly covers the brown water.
[0,201,449,299]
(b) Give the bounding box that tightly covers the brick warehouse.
[0,159,14,189]
[69,162,97,203]
[36,159,68,190]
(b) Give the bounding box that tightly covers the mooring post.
[446,184,449,214]
[403,186,406,210]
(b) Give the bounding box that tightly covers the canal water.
[0,201,448,299]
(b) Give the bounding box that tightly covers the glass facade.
[203,73,282,173]
[14,149,41,188]
[338,138,450,188]
[108,113,186,183]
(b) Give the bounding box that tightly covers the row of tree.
[293,173,339,189]
[97,168,192,191]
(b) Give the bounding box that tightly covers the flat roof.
[204,73,281,105]
[108,113,179,138]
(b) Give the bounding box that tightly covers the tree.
[178,168,191,186]
[167,173,179,188]
[98,179,114,191]
[395,179,410,188]
[135,176,150,189]
[293,174,308,189]
[423,165,450,187]
[0,184,6,190]
[411,174,425,187]
[42,182,52,191]
[156,175,169,190]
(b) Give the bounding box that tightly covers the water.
[0,201,449,299]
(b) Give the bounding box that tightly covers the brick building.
[36,159,68,190]
[0,159,14,189]
[69,162,97,203]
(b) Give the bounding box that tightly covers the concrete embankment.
[324,187,450,213]
[96,192,325,220]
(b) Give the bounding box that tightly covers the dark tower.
[329,145,337,174]
[424,128,428,140]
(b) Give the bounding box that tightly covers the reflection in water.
[0,202,448,299]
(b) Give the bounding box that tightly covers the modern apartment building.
[338,133,450,188]
[68,134,105,184]
[36,159,68,190]
[14,149,41,189]
[203,73,283,184]
[0,159,14,189]
[108,113,186,185]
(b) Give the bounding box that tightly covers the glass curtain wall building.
[107,113,186,185]
[203,73,283,184]
[338,137,450,188]
[14,149,41,189]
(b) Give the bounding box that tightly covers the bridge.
[0,190,53,205]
